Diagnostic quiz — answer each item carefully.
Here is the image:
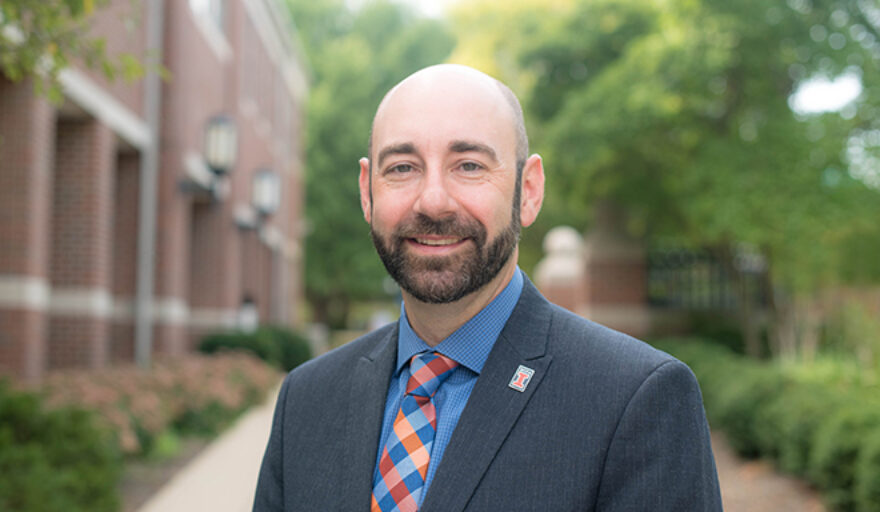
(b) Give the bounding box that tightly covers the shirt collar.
[396,267,524,376]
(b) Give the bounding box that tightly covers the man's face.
[360,71,524,304]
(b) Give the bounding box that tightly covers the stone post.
[535,227,585,313]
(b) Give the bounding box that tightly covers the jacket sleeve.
[253,374,292,512]
[595,359,723,511]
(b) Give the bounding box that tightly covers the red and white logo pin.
[508,365,535,392]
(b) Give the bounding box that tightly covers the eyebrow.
[449,140,498,163]
[375,140,500,168]
[377,142,417,168]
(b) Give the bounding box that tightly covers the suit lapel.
[421,279,554,512]
[336,327,398,510]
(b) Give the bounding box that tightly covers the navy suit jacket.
[253,278,722,511]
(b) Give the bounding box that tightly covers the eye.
[386,163,415,175]
[459,161,484,172]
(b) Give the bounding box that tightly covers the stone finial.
[536,226,584,286]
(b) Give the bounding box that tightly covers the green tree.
[0,0,142,100]
[453,0,880,357]
[287,0,455,327]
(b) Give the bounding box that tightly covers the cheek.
[460,193,514,234]
[370,191,412,229]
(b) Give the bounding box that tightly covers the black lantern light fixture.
[204,114,237,176]
[252,168,281,217]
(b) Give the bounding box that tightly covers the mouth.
[406,236,470,252]
[412,237,465,246]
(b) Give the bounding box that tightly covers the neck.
[402,255,518,346]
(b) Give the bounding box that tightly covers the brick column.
[581,201,652,338]
[152,149,191,356]
[48,119,116,369]
[0,78,56,380]
[188,200,241,347]
[111,152,140,361]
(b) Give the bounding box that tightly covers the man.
[254,64,722,511]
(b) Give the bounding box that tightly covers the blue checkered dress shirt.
[372,268,524,507]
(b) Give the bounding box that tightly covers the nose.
[412,166,456,219]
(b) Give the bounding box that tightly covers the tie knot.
[405,352,458,398]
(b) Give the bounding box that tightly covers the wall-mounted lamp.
[252,168,281,217]
[204,114,237,176]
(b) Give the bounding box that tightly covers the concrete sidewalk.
[136,389,278,512]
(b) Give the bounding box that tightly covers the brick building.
[0,0,308,380]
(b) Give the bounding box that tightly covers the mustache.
[392,214,486,243]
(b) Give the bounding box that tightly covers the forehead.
[371,72,517,161]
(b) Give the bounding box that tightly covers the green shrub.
[686,312,748,355]
[199,325,312,371]
[175,400,238,437]
[41,352,281,455]
[809,402,880,512]
[752,383,839,476]
[856,428,880,512]
[711,364,785,458]
[658,337,880,512]
[0,381,121,512]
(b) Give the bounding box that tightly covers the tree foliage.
[286,0,455,327]
[452,0,880,355]
[0,0,142,100]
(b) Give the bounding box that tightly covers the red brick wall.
[112,153,140,298]
[110,322,135,362]
[51,119,116,288]
[189,201,241,311]
[81,0,149,116]
[48,316,109,369]
[48,118,116,369]
[0,78,55,277]
[154,323,188,355]
[0,310,47,381]
[584,260,648,305]
[0,78,56,380]
[1,0,306,378]
[152,0,228,352]
[110,152,140,360]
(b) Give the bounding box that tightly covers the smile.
[412,237,464,246]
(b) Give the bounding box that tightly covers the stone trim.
[189,307,238,330]
[58,68,151,149]
[0,275,50,310]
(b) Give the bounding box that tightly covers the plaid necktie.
[372,352,459,512]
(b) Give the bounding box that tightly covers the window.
[189,0,225,33]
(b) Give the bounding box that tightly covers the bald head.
[369,64,529,174]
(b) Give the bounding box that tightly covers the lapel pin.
[508,365,535,392]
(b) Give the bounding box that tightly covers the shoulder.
[280,322,396,392]
[511,276,687,386]
[541,301,698,399]
[549,304,675,369]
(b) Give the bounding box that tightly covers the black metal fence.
[646,247,767,311]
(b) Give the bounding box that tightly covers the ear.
[358,157,372,223]
[519,154,545,228]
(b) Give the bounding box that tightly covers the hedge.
[655,338,880,512]
[199,325,312,372]
[41,352,281,455]
[0,381,120,512]
[2,352,282,511]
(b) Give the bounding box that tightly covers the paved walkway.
[135,389,277,512]
[138,394,826,512]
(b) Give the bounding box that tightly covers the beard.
[371,210,520,304]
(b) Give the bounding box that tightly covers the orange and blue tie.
[371,352,459,512]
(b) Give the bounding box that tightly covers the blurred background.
[1,0,879,511]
